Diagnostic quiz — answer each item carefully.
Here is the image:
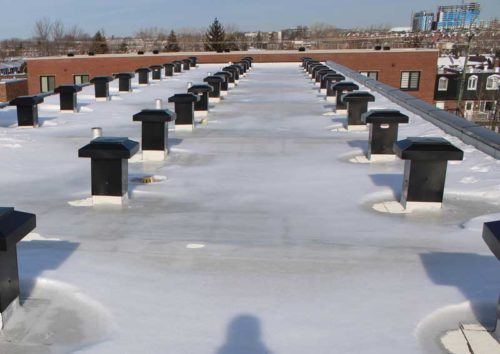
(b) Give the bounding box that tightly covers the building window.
[486,75,500,90]
[435,101,445,109]
[40,75,55,93]
[479,101,495,112]
[359,71,379,80]
[438,77,449,91]
[465,101,473,111]
[74,74,89,85]
[400,71,420,90]
[467,75,478,90]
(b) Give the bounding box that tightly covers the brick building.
[0,79,28,102]
[26,49,438,103]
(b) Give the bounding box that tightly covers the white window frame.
[438,77,448,91]
[435,101,445,109]
[400,71,420,91]
[480,101,495,112]
[359,71,379,80]
[73,74,89,85]
[467,75,478,91]
[486,75,500,90]
[40,75,55,93]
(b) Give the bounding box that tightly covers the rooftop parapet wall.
[26,49,437,102]
[326,60,500,159]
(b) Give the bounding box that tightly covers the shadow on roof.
[369,173,402,200]
[17,240,80,300]
[215,314,273,354]
[420,252,499,327]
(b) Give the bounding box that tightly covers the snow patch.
[0,278,115,352]
[0,143,22,148]
[22,232,61,242]
[325,123,345,130]
[372,201,412,214]
[169,147,192,153]
[128,154,143,163]
[186,243,205,249]
[78,106,94,113]
[460,176,480,184]
[40,120,58,127]
[470,164,491,173]
[39,104,60,111]
[348,155,371,164]
[78,94,96,100]
[461,213,500,231]
[68,197,93,207]
[416,301,497,354]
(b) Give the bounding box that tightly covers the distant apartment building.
[412,11,435,32]
[436,2,480,30]
[281,27,308,41]
[435,68,500,122]
[0,61,25,76]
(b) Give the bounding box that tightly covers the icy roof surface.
[0,63,499,353]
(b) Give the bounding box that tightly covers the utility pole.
[456,31,474,118]
[455,10,479,118]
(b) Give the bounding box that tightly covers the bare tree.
[309,23,340,49]
[51,20,65,54]
[33,18,52,56]
[134,27,169,51]
[65,25,87,40]
[177,27,205,51]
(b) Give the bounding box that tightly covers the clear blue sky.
[1,0,499,39]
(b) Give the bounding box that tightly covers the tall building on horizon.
[436,2,480,30]
[412,11,435,32]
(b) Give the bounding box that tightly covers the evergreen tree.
[165,30,180,52]
[204,18,226,52]
[90,31,109,54]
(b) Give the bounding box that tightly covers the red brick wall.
[0,79,28,102]
[26,50,438,103]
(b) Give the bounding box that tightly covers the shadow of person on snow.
[215,314,273,354]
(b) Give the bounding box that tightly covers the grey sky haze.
[0,0,499,39]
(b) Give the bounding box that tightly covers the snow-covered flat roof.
[0,63,498,353]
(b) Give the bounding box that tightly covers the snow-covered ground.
[0,63,499,354]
